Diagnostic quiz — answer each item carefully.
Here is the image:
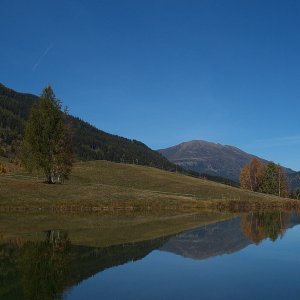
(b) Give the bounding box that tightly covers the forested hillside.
[0,83,178,172]
[0,83,37,157]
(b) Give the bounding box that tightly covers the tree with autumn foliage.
[240,159,290,197]
[240,158,264,192]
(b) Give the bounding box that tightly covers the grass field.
[1,159,299,211]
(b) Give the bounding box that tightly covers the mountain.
[0,83,181,172]
[158,140,297,186]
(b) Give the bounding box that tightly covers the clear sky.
[1,0,300,170]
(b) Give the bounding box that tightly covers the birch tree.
[21,86,73,183]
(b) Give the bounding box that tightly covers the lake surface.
[1,211,300,299]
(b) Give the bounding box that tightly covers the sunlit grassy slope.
[0,160,292,211]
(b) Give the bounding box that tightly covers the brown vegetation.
[0,162,6,174]
[240,158,289,197]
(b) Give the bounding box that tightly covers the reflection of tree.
[18,230,70,300]
[1,231,168,299]
[241,212,290,244]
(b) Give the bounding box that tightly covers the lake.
[1,210,300,299]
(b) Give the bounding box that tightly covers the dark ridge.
[0,83,175,171]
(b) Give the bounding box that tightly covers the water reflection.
[0,230,167,300]
[241,212,289,244]
[160,217,251,259]
[20,230,71,300]
[1,211,300,300]
[1,230,70,300]
[161,212,300,260]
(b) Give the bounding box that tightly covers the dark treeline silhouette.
[199,173,239,187]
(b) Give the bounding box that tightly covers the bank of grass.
[1,160,299,211]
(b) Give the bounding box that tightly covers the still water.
[1,211,300,299]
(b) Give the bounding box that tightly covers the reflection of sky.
[65,224,300,300]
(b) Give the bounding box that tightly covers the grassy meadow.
[1,159,298,212]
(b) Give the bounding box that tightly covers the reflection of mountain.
[160,218,250,260]
[2,213,300,299]
[160,213,300,260]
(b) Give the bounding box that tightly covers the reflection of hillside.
[160,218,250,260]
[68,237,168,288]
[0,230,71,300]
[0,233,168,300]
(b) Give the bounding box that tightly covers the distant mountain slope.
[0,83,178,172]
[159,140,296,185]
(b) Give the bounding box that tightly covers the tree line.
[240,158,290,197]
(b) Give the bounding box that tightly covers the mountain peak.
[159,140,295,183]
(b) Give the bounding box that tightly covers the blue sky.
[1,0,300,169]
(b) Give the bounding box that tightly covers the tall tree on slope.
[240,158,264,192]
[21,86,73,183]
